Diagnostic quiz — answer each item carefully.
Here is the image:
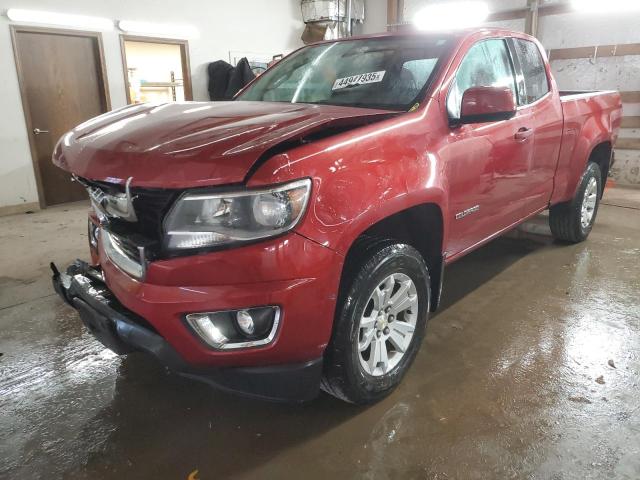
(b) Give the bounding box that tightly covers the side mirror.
[458,86,517,124]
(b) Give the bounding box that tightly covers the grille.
[81,178,179,259]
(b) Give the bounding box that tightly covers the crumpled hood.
[53,101,395,189]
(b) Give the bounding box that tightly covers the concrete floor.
[1,188,639,480]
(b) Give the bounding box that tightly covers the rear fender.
[552,99,618,204]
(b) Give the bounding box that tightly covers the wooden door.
[12,28,110,206]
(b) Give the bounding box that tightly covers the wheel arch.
[587,141,613,197]
[552,117,615,205]
[338,203,445,313]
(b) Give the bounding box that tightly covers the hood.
[53,101,396,189]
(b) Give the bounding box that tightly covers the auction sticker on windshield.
[332,71,386,91]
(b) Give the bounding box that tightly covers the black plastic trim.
[458,110,516,125]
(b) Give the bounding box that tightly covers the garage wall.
[539,9,640,186]
[0,0,305,212]
[361,0,388,34]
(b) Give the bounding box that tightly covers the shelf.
[139,81,183,88]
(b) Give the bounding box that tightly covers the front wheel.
[549,162,602,243]
[321,242,430,404]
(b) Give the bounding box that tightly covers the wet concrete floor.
[1,188,639,479]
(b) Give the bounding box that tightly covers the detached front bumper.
[51,260,323,402]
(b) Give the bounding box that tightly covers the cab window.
[512,38,549,104]
[447,39,517,120]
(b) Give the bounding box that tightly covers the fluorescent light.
[118,20,198,39]
[571,0,640,12]
[6,8,113,30]
[413,1,489,30]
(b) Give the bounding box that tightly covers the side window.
[447,39,517,119]
[513,39,549,104]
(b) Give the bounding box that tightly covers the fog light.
[236,310,255,335]
[185,306,280,350]
[186,313,229,349]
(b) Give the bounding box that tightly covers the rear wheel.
[549,162,602,243]
[321,242,430,404]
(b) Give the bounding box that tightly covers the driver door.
[442,38,534,259]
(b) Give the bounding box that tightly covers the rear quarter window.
[513,39,549,104]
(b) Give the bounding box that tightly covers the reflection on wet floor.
[1,199,639,479]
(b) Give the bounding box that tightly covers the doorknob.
[33,128,49,135]
[514,127,533,141]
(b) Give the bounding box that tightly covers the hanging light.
[571,0,640,13]
[413,1,489,31]
[6,8,113,30]
[118,20,198,39]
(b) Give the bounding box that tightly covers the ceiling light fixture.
[6,8,113,30]
[118,20,198,39]
[571,0,640,13]
[413,1,489,31]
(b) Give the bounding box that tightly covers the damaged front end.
[50,260,177,359]
[50,260,323,402]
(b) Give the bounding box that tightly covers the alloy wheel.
[357,273,418,376]
[581,176,598,228]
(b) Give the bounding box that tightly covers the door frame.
[10,25,111,208]
[119,35,193,104]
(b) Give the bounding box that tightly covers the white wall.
[361,0,388,34]
[0,0,304,210]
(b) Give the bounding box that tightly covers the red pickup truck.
[52,28,621,403]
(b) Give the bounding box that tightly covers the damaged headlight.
[164,179,311,250]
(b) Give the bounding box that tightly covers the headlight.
[164,179,311,250]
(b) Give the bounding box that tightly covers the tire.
[321,242,430,404]
[549,162,602,243]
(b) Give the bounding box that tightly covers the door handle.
[33,128,50,135]
[514,127,533,141]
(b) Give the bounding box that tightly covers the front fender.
[248,116,448,255]
[306,180,447,255]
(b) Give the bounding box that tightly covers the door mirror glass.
[459,86,517,124]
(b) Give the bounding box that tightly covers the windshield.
[237,36,452,111]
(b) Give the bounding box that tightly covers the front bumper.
[95,230,342,368]
[51,260,323,402]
